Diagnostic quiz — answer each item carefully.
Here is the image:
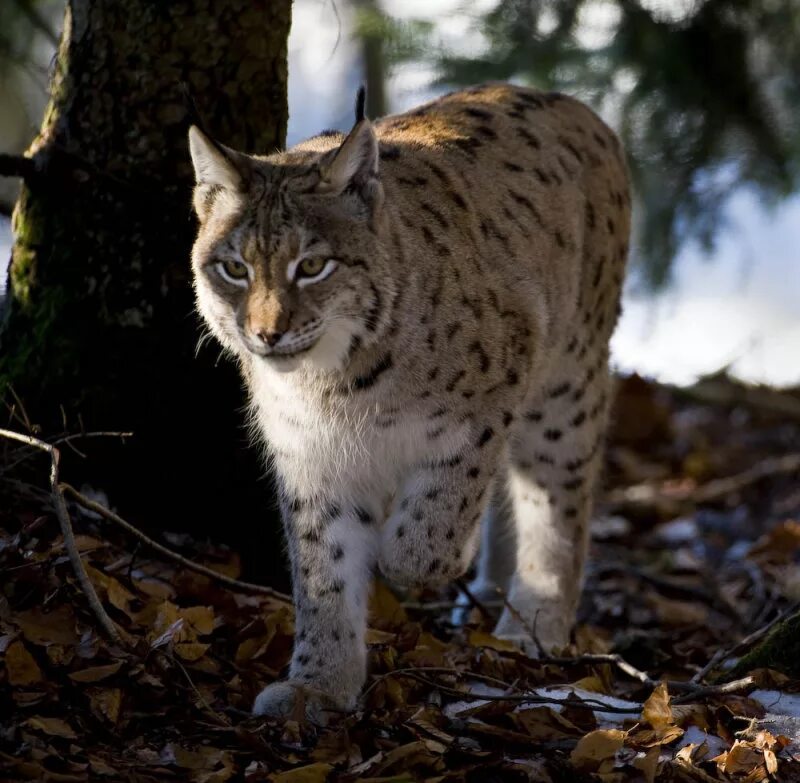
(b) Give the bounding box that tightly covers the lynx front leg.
[379,425,502,587]
[253,494,378,723]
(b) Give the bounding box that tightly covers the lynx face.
[189,123,392,371]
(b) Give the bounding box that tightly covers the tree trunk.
[0,0,292,580]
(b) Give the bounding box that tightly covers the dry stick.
[454,578,495,623]
[61,483,291,603]
[541,653,654,686]
[540,652,757,701]
[362,666,642,714]
[673,676,756,705]
[607,452,800,509]
[0,428,122,644]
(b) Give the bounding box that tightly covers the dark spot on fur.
[476,427,494,448]
[352,353,393,391]
[571,411,587,427]
[548,382,571,399]
[446,370,466,392]
[465,106,492,120]
[356,507,373,524]
[450,191,467,210]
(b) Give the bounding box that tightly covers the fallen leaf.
[643,682,673,730]
[87,687,122,724]
[25,716,78,739]
[5,640,42,685]
[268,762,333,782]
[68,661,123,683]
[632,747,660,783]
[175,641,210,661]
[14,605,78,646]
[369,580,408,625]
[467,630,520,652]
[570,729,626,773]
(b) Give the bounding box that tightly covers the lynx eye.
[294,257,338,287]
[299,257,326,277]
[217,259,250,284]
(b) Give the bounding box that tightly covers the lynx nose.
[255,329,283,348]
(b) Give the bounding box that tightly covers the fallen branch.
[673,374,800,423]
[0,428,122,644]
[606,452,800,509]
[454,578,495,623]
[539,652,757,702]
[61,483,291,603]
[362,666,642,714]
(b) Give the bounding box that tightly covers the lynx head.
[188,102,392,373]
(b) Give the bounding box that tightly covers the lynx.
[188,83,630,721]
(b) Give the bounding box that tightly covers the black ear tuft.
[355,86,367,124]
[180,81,211,135]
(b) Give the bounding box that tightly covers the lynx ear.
[317,119,379,196]
[188,125,243,191]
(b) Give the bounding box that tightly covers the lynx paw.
[252,680,340,725]
[494,608,571,658]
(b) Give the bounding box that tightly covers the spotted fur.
[188,83,630,721]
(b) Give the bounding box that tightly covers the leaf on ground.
[467,630,519,652]
[25,716,78,739]
[68,661,123,683]
[14,605,78,646]
[631,746,661,783]
[513,706,584,740]
[268,762,334,782]
[5,640,43,685]
[570,728,627,773]
[369,580,408,625]
[642,682,673,730]
[87,687,122,724]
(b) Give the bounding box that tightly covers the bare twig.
[541,652,654,685]
[539,651,757,701]
[673,676,756,705]
[454,578,494,623]
[607,453,800,510]
[0,428,122,644]
[493,586,546,657]
[362,666,642,714]
[2,430,133,475]
[674,375,800,422]
[61,483,291,603]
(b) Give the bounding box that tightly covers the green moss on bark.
[721,611,800,680]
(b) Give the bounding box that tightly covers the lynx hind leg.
[452,477,517,624]
[494,358,611,655]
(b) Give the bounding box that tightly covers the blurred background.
[1,0,798,388]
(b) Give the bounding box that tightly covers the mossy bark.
[1,0,292,579]
[722,611,800,681]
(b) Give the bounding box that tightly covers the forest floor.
[1,372,800,782]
